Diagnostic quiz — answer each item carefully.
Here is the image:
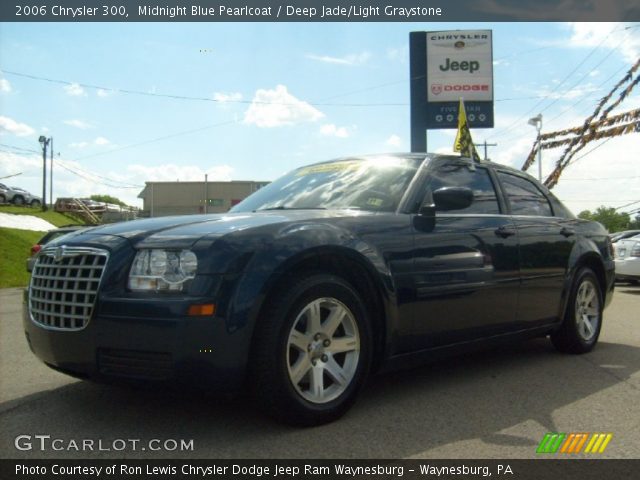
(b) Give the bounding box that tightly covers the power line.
[1,69,406,107]
[487,25,625,141]
[0,143,39,154]
[53,159,142,189]
[72,119,236,162]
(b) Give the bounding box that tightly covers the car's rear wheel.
[0,194,6,203]
[12,195,24,205]
[251,274,372,426]
[551,267,603,354]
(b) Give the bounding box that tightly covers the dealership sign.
[427,30,493,103]
[410,30,494,144]
[426,30,493,129]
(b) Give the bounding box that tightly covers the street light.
[38,136,50,211]
[528,114,543,182]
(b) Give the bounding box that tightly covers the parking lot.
[1,285,638,459]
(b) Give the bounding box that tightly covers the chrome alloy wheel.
[286,297,360,404]
[575,278,600,341]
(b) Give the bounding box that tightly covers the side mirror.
[432,187,474,211]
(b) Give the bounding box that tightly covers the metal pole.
[41,138,49,211]
[49,138,53,208]
[204,174,208,214]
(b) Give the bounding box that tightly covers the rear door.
[495,171,575,326]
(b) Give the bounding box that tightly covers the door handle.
[495,226,516,238]
[560,227,575,237]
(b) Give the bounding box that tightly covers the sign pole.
[410,32,428,153]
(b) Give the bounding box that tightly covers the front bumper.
[23,295,252,392]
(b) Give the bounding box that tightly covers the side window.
[497,172,553,217]
[425,164,500,214]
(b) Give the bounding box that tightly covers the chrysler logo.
[431,84,443,95]
[53,246,66,262]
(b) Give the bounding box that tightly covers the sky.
[0,21,639,216]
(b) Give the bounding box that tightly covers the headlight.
[128,249,198,292]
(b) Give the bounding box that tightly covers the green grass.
[0,206,85,287]
[0,205,83,227]
[0,227,42,288]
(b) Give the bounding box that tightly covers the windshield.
[231,156,423,213]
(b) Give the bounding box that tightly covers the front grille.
[98,348,174,380]
[29,246,108,330]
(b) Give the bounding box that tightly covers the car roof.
[302,153,530,177]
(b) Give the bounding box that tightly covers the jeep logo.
[439,58,480,74]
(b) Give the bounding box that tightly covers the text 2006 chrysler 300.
[24,154,615,425]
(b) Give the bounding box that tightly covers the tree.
[577,206,630,233]
[90,194,128,207]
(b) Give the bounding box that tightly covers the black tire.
[0,194,6,203]
[30,199,41,208]
[250,274,372,426]
[551,267,603,354]
[12,195,24,205]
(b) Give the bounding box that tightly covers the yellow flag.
[453,99,481,162]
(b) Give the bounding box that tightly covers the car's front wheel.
[251,274,372,426]
[30,199,41,208]
[551,267,603,354]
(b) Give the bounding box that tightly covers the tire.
[551,267,603,354]
[0,194,6,203]
[251,274,372,426]
[30,199,41,208]
[12,195,24,205]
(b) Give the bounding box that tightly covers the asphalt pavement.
[1,285,638,459]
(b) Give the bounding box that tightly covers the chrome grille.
[29,246,109,330]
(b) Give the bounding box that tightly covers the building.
[138,180,270,217]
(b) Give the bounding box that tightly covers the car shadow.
[1,339,638,459]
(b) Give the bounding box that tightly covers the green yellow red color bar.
[536,433,613,454]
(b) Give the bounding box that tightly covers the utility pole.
[479,141,497,161]
[204,174,208,214]
[38,136,50,211]
[49,138,54,208]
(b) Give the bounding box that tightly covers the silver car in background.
[614,234,640,284]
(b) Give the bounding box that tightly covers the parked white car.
[614,234,640,283]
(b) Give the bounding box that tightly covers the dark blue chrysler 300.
[24,154,615,425]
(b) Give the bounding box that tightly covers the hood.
[80,210,373,249]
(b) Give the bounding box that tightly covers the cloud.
[213,92,243,103]
[64,83,87,97]
[566,23,640,64]
[0,78,11,93]
[0,116,35,137]
[320,124,350,138]
[64,119,93,130]
[96,89,111,97]
[94,137,110,146]
[243,85,324,128]
[69,142,89,149]
[306,52,371,66]
[385,134,402,148]
[127,163,234,183]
